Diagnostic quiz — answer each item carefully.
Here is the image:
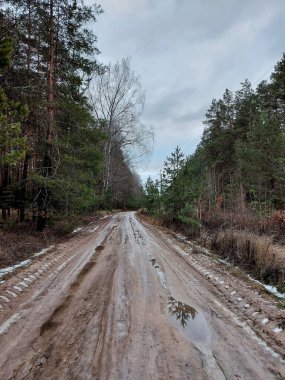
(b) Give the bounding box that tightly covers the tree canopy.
[143,54,285,234]
[0,1,149,228]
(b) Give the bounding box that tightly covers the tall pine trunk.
[37,0,55,231]
[19,0,32,223]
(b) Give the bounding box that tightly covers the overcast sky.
[89,0,285,182]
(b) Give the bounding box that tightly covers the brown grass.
[202,208,285,241]
[138,211,285,288]
[211,229,285,285]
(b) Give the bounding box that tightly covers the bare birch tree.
[90,58,153,190]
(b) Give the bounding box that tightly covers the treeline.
[0,1,150,230]
[144,54,285,236]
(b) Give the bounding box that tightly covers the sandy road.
[0,212,284,379]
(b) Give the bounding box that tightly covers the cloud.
[144,87,197,121]
[89,0,285,181]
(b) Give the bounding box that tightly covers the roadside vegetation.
[0,1,150,234]
[142,54,285,289]
[1,1,285,290]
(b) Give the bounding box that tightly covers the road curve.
[0,212,284,379]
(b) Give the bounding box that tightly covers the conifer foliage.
[0,1,148,229]
[144,55,285,234]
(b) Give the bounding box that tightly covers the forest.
[144,55,285,287]
[145,56,285,231]
[0,0,151,232]
[1,1,285,287]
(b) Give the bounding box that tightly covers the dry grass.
[211,229,285,285]
[138,210,285,287]
[137,210,163,227]
[202,208,285,240]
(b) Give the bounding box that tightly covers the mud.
[0,212,284,379]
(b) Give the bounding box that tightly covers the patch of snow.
[89,226,99,233]
[23,277,33,283]
[156,267,169,290]
[33,245,55,257]
[0,313,21,335]
[0,244,55,280]
[13,286,23,292]
[175,233,187,241]
[0,259,31,279]
[172,243,189,258]
[19,281,28,288]
[72,227,83,233]
[263,284,285,299]
[262,318,269,325]
[0,295,10,303]
[174,234,212,256]
[214,298,285,364]
[186,240,212,256]
[219,258,231,266]
[7,290,17,298]
[272,327,282,333]
[148,255,169,292]
[247,275,285,299]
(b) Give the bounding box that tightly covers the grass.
[211,229,285,286]
[138,210,285,289]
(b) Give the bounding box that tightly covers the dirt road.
[0,212,284,379]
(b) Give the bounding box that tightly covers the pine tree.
[236,112,285,211]
[144,177,160,212]
[0,1,104,226]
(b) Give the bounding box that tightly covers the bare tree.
[90,57,153,189]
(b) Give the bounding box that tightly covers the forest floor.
[0,226,59,269]
[0,212,284,379]
[0,211,112,269]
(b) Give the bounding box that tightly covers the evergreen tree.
[0,1,104,227]
[162,146,185,185]
[236,112,285,210]
[144,176,160,212]
[0,36,28,219]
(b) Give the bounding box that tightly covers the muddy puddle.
[167,296,211,345]
[149,257,211,345]
[148,255,225,378]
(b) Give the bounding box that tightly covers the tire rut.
[8,226,119,380]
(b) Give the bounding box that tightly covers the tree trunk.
[37,0,55,231]
[19,153,30,222]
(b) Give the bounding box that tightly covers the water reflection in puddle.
[168,296,197,327]
[167,296,211,344]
